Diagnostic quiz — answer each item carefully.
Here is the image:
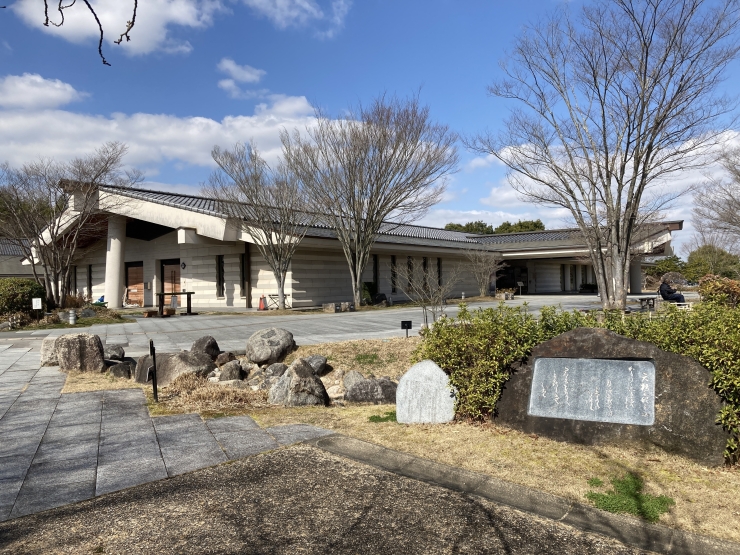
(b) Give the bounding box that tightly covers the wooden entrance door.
[161,259,181,307]
[125,262,144,307]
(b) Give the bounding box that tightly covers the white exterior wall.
[290,246,354,307]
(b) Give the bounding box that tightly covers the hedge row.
[0,278,45,316]
[415,302,740,463]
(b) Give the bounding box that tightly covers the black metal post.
[149,339,158,402]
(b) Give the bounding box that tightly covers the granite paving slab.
[214,429,280,459]
[204,415,261,434]
[95,457,168,496]
[23,458,98,487]
[10,480,96,518]
[160,444,228,477]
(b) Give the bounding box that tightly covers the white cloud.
[217,58,266,83]
[0,73,86,110]
[217,79,270,99]
[11,0,224,55]
[464,153,499,172]
[0,91,316,168]
[240,0,351,38]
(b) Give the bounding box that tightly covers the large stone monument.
[396,360,456,424]
[495,328,729,466]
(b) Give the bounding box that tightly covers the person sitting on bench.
[659,278,685,303]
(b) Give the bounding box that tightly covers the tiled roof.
[103,185,595,247]
[0,238,26,257]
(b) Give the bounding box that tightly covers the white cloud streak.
[239,0,351,38]
[217,58,267,83]
[0,73,86,110]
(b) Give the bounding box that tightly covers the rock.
[265,363,288,378]
[396,360,456,424]
[219,360,244,381]
[495,328,730,467]
[346,378,397,404]
[326,385,345,400]
[191,336,220,361]
[305,355,329,376]
[216,352,236,367]
[246,328,295,365]
[103,344,125,361]
[40,336,59,366]
[134,351,215,387]
[268,358,329,407]
[323,303,338,313]
[342,370,365,391]
[80,308,96,318]
[55,333,106,372]
[109,361,134,379]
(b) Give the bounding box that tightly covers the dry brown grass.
[61,370,143,394]
[285,337,422,380]
[147,374,270,417]
[247,405,740,544]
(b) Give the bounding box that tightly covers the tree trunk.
[273,269,286,310]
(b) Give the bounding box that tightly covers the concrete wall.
[0,257,34,278]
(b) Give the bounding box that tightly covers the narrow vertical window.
[372,254,379,289]
[422,257,428,291]
[216,255,225,298]
[87,264,93,298]
[391,255,397,293]
[437,257,442,287]
[407,256,414,289]
[240,254,246,298]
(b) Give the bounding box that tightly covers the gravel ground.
[0,444,653,555]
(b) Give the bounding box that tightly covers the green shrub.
[698,275,740,307]
[416,302,740,463]
[0,278,45,316]
[585,473,675,523]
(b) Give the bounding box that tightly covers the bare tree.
[204,143,317,310]
[467,0,740,310]
[0,142,139,307]
[464,247,507,297]
[694,146,740,243]
[393,258,462,326]
[282,93,459,306]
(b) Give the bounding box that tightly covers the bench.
[156,291,196,316]
[267,293,291,309]
[650,291,693,312]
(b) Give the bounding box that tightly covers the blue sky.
[0,0,734,250]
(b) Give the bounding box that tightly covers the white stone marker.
[396,360,456,424]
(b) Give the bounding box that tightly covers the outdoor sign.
[32,298,42,310]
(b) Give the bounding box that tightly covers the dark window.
[216,255,225,298]
[407,256,414,289]
[87,265,93,298]
[391,255,397,293]
[422,257,428,291]
[372,254,379,288]
[240,253,247,298]
[437,257,442,287]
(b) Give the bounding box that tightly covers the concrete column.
[575,264,582,291]
[629,259,642,295]
[563,264,571,292]
[104,215,126,309]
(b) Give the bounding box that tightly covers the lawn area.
[61,336,740,544]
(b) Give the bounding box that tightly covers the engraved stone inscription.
[528,358,655,425]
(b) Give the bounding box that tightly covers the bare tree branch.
[463,247,507,297]
[0,142,137,307]
[203,142,318,310]
[466,0,740,309]
[392,257,462,326]
[282,92,459,306]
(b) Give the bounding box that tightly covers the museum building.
[43,185,683,309]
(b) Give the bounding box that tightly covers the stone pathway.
[0,349,332,522]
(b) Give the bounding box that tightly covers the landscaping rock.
[216,352,236,367]
[268,358,329,407]
[109,361,134,379]
[134,351,215,387]
[305,354,329,376]
[246,328,295,365]
[191,336,220,361]
[396,360,456,424]
[217,379,248,389]
[265,363,288,378]
[219,360,245,381]
[103,345,125,361]
[326,385,344,400]
[346,378,397,404]
[495,327,730,467]
[56,333,106,372]
[342,370,365,392]
[40,336,59,366]
[80,308,96,318]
